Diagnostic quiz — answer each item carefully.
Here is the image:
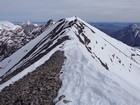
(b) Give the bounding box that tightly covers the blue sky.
[0,0,139,22]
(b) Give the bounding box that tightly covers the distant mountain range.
[90,22,140,35]
[112,24,140,47]
[90,22,140,47]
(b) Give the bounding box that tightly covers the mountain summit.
[0,17,140,105]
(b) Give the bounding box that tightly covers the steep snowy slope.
[0,17,140,105]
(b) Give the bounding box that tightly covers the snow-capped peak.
[22,20,32,26]
[0,17,140,105]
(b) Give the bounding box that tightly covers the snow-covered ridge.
[0,16,140,87]
[0,16,140,105]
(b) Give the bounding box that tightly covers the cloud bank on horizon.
[0,0,139,22]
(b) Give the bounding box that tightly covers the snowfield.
[0,17,140,105]
[55,34,140,105]
[0,21,20,30]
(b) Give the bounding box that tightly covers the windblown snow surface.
[0,17,140,105]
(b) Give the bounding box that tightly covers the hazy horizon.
[11,21,140,24]
[0,0,140,22]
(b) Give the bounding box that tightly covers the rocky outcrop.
[0,20,54,62]
[0,50,65,105]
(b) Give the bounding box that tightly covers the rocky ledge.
[0,50,65,105]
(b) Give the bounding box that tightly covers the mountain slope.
[0,21,20,30]
[0,17,140,105]
[112,24,140,47]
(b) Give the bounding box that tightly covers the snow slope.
[55,39,140,105]
[0,17,140,105]
[0,21,20,30]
